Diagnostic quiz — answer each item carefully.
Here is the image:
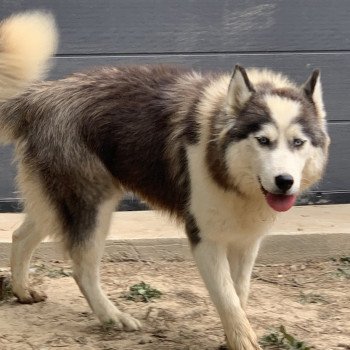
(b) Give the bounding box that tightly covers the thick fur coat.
[0,12,329,350]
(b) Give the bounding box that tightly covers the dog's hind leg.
[69,192,141,331]
[11,165,62,304]
[11,215,49,303]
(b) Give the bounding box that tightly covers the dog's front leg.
[192,239,261,350]
[227,239,261,310]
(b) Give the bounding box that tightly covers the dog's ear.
[227,65,255,112]
[303,69,321,99]
[302,69,326,119]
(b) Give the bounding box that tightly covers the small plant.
[299,291,328,304]
[260,325,313,349]
[336,267,350,279]
[0,275,13,302]
[102,319,116,331]
[124,282,162,303]
[46,267,72,278]
[261,330,282,348]
[335,256,350,279]
[32,263,72,278]
[339,256,350,264]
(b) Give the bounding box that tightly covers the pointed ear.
[227,65,255,111]
[303,69,326,119]
[303,69,320,98]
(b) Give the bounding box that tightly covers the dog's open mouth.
[259,183,297,212]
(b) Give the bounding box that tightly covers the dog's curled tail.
[0,11,58,102]
[0,11,57,143]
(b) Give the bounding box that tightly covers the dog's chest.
[190,189,274,243]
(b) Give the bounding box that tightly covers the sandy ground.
[0,258,349,350]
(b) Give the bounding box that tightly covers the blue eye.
[293,138,306,148]
[255,136,270,146]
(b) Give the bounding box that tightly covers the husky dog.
[0,12,329,350]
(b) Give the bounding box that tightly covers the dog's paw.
[226,339,262,350]
[102,312,142,332]
[14,289,47,304]
[230,339,262,350]
[226,331,262,350]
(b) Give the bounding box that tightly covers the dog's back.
[2,64,213,238]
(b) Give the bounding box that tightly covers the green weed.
[260,325,313,349]
[299,291,328,304]
[335,256,350,279]
[339,256,350,264]
[124,282,162,303]
[336,267,350,279]
[102,319,116,331]
[33,263,72,278]
[0,275,13,302]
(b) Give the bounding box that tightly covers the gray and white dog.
[0,12,329,350]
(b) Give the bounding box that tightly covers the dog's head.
[223,65,330,212]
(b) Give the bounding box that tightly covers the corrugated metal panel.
[0,1,349,210]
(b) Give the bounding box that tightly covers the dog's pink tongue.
[266,193,296,212]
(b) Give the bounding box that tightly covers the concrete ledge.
[0,205,349,266]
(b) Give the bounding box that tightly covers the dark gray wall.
[1,1,349,210]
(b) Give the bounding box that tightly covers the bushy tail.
[0,11,57,143]
[0,11,58,101]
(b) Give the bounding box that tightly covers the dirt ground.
[0,257,349,350]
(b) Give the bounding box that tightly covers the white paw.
[226,329,262,350]
[226,339,261,350]
[103,312,142,332]
[14,287,47,304]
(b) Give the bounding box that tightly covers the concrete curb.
[1,205,349,266]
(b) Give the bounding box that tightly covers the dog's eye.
[255,136,270,146]
[293,138,306,148]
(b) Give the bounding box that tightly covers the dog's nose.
[275,174,294,192]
